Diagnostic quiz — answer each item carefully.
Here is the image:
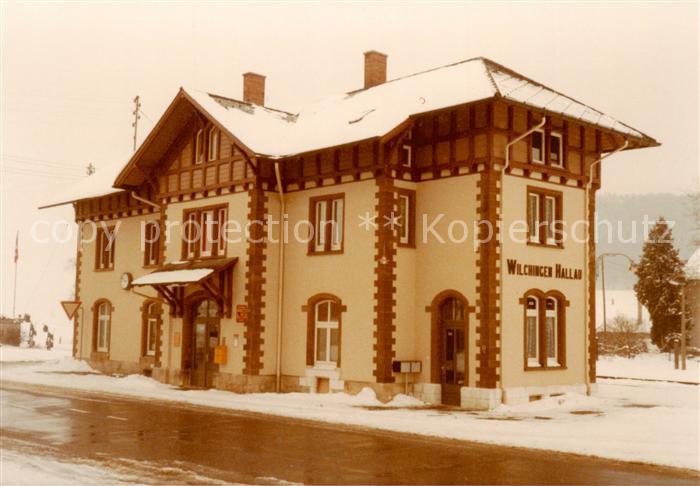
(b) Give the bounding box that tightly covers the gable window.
[522,291,566,369]
[195,129,205,164]
[208,127,219,161]
[310,194,344,254]
[397,188,416,247]
[527,187,562,247]
[142,301,160,357]
[93,300,112,353]
[143,221,160,267]
[531,129,544,163]
[314,299,340,366]
[549,132,563,167]
[182,205,227,259]
[95,226,115,271]
[399,144,413,168]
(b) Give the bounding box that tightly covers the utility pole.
[12,231,18,318]
[601,255,607,333]
[680,286,686,370]
[132,95,141,152]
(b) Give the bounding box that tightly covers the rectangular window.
[95,227,115,270]
[310,194,344,254]
[208,128,219,161]
[549,133,563,167]
[397,189,416,247]
[544,196,556,245]
[146,317,157,356]
[527,187,562,247]
[182,205,228,259]
[195,129,205,164]
[531,129,544,163]
[400,144,412,168]
[143,221,160,267]
[527,193,539,244]
[525,295,564,370]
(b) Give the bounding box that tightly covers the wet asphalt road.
[0,384,697,485]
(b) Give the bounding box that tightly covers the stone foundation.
[460,387,503,410]
[502,383,588,406]
[412,383,441,404]
[213,372,276,393]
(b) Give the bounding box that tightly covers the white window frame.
[528,193,540,243]
[97,303,110,353]
[400,144,412,168]
[549,132,563,167]
[331,198,343,251]
[544,195,557,245]
[545,298,559,366]
[200,210,215,258]
[216,207,227,256]
[526,297,540,367]
[398,193,410,245]
[144,221,159,266]
[195,129,205,164]
[531,129,544,164]
[208,127,219,161]
[185,212,198,259]
[314,300,339,367]
[145,304,157,357]
[314,200,328,252]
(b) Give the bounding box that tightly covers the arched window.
[314,300,340,365]
[93,300,112,353]
[523,291,566,369]
[545,297,558,366]
[208,127,219,161]
[526,297,539,367]
[440,298,464,322]
[142,302,161,357]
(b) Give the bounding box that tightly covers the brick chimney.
[364,50,387,89]
[243,72,265,105]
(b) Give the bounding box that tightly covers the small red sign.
[61,301,81,319]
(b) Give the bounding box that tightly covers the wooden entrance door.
[190,299,220,388]
[440,298,466,406]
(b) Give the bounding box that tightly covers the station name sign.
[506,259,582,280]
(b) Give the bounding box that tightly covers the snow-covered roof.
[38,160,126,209]
[187,57,655,158]
[685,248,700,280]
[42,56,659,208]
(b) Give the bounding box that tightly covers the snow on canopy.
[685,247,700,280]
[132,268,214,286]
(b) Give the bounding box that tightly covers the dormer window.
[531,129,544,163]
[208,127,219,161]
[550,132,563,167]
[195,129,205,164]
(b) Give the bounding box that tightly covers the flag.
[14,231,18,263]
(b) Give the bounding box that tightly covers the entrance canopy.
[133,258,237,318]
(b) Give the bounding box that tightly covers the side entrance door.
[440,298,466,406]
[190,299,220,388]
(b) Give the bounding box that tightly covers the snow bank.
[0,345,71,363]
[597,353,700,384]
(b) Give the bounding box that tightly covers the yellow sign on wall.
[214,345,228,365]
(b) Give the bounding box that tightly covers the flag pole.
[12,231,18,317]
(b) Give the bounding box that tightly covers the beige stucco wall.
[279,179,376,383]
[500,175,587,388]
[76,214,161,365]
[164,192,249,376]
[402,175,480,387]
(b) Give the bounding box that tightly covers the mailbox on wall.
[391,360,421,373]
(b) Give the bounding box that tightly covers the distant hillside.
[596,193,698,289]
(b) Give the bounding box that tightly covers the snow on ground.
[0,448,136,485]
[1,347,698,471]
[0,345,71,363]
[598,352,700,384]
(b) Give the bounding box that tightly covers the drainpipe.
[499,117,546,401]
[583,140,628,393]
[274,162,286,392]
[130,191,162,212]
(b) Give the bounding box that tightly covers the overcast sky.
[1,2,698,333]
